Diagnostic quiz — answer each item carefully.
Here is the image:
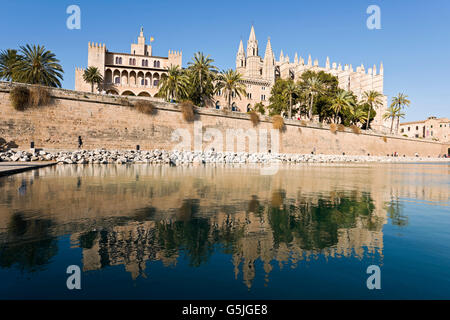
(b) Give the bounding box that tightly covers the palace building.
[214,26,389,131]
[75,27,182,97]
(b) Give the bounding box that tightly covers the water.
[0,163,449,299]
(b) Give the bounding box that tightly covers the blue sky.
[1,0,449,121]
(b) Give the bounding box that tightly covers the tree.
[282,79,301,118]
[383,105,399,133]
[301,76,325,120]
[253,102,266,115]
[14,44,63,87]
[361,91,383,130]
[186,52,217,107]
[391,93,410,133]
[82,66,103,93]
[268,79,290,116]
[215,69,247,110]
[0,49,20,82]
[157,65,189,102]
[330,90,355,123]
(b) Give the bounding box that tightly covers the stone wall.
[0,82,449,156]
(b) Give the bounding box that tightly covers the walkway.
[0,162,56,176]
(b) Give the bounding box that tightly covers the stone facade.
[75,27,182,97]
[214,26,389,131]
[0,82,448,157]
[399,116,449,142]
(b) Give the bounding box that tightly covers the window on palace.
[114,77,120,84]
[408,127,410,131]
[154,61,161,68]
[416,126,419,130]
[247,93,252,99]
[153,80,159,86]
[401,129,404,133]
[261,95,266,101]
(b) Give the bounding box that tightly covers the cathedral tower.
[245,26,261,78]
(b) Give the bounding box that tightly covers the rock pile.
[0,149,447,165]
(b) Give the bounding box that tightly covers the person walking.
[78,136,83,149]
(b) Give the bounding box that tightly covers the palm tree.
[351,104,368,126]
[82,66,103,93]
[391,93,410,133]
[331,90,355,123]
[215,69,247,110]
[301,76,324,120]
[383,105,399,133]
[282,80,300,118]
[187,52,217,106]
[361,91,383,130]
[0,49,20,82]
[158,65,188,102]
[14,44,63,87]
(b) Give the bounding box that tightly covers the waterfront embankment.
[1,149,448,165]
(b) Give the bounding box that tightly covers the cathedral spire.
[237,40,245,56]
[264,37,274,62]
[246,25,258,57]
[294,52,298,64]
[279,50,284,62]
[236,39,246,69]
[249,25,256,41]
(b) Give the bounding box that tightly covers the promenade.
[0,162,56,176]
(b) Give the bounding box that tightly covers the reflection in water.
[0,212,58,272]
[0,163,448,293]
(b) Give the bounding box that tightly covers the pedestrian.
[78,136,83,149]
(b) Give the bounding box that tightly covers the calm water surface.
[0,163,449,299]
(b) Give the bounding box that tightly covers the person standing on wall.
[78,136,83,149]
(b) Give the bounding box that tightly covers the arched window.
[154,60,160,68]
[114,77,120,84]
[215,101,220,110]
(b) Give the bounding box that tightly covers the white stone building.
[214,26,389,131]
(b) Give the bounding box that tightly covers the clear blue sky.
[1,0,449,121]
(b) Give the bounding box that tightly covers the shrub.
[134,100,155,115]
[29,86,51,107]
[330,123,337,134]
[180,100,195,122]
[249,111,260,127]
[350,125,361,134]
[300,120,308,126]
[118,97,131,106]
[382,136,387,143]
[337,124,345,132]
[272,115,285,131]
[10,86,30,111]
[298,127,302,134]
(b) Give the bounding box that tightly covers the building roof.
[401,117,449,126]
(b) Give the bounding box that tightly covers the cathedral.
[214,26,388,131]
